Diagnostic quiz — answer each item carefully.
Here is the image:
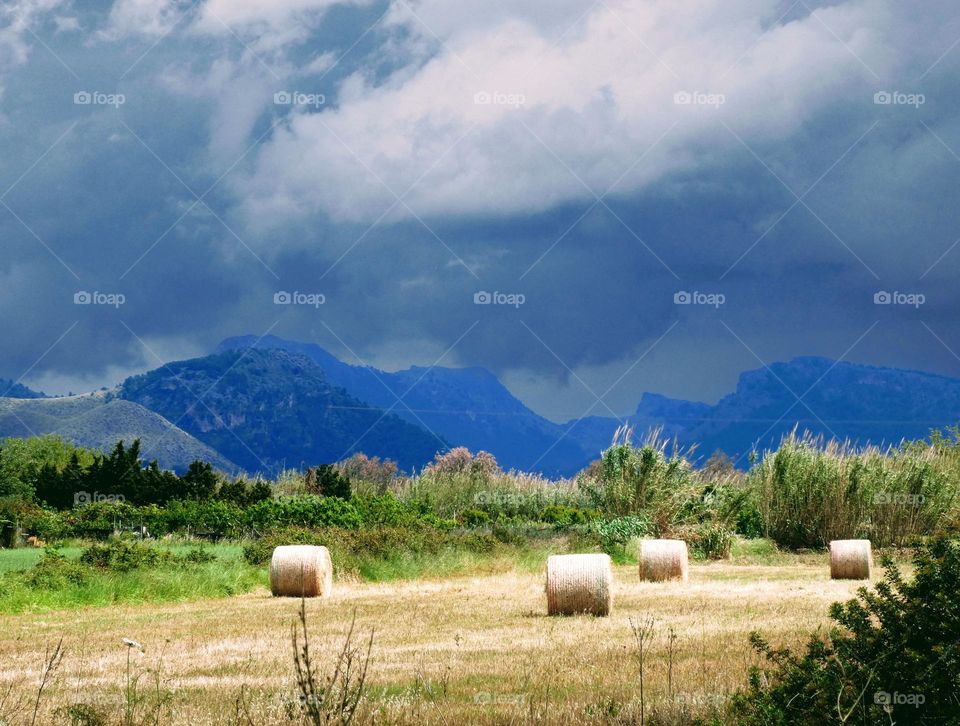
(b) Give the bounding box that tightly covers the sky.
[1,0,960,421]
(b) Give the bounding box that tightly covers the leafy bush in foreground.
[730,538,960,724]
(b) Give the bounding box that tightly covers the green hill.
[0,393,235,473]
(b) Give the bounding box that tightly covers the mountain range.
[1,337,958,476]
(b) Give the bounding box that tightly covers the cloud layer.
[1,0,960,420]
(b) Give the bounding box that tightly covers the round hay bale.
[639,539,689,582]
[545,553,612,616]
[270,545,333,597]
[830,539,872,580]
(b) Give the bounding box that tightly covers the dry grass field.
[0,556,877,725]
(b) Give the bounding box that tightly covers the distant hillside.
[682,357,960,461]
[217,335,592,476]
[565,357,960,465]
[120,348,445,475]
[0,378,46,399]
[0,393,235,472]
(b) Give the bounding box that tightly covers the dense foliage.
[752,432,960,548]
[730,539,960,724]
[1,429,959,559]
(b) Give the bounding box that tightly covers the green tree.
[179,460,218,500]
[305,465,352,500]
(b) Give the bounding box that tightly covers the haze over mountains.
[1,336,958,476]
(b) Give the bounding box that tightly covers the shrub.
[337,453,398,494]
[460,508,490,527]
[18,550,91,589]
[591,515,650,555]
[245,496,362,531]
[80,539,175,571]
[216,478,272,507]
[156,499,245,538]
[729,538,960,724]
[243,525,505,575]
[59,501,138,539]
[582,431,696,523]
[352,493,416,527]
[540,504,599,527]
[181,546,217,564]
[685,523,734,560]
[424,448,500,478]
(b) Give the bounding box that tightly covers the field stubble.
[0,558,871,724]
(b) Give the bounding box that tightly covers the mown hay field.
[0,555,877,725]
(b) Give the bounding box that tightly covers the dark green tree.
[305,465,352,500]
[179,460,218,501]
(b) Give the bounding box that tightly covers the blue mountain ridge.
[217,337,960,472]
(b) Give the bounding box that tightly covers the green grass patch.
[0,541,262,614]
[0,546,83,574]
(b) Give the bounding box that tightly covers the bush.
[80,539,175,571]
[729,538,960,724]
[685,523,734,560]
[18,550,91,589]
[540,504,599,527]
[181,546,217,564]
[591,515,650,555]
[337,453,398,494]
[245,496,362,531]
[216,478,272,506]
[460,508,490,526]
[352,493,418,527]
[58,501,138,539]
[424,448,500,478]
[581,432,698,526]
[156,499,245,538]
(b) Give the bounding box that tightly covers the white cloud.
[101,0,372,51]
[97,0,192,40]
[196,0,371,32]
[234,0,933,230]
[0,0,71,98]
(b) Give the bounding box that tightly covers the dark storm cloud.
[2,0,960,420]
